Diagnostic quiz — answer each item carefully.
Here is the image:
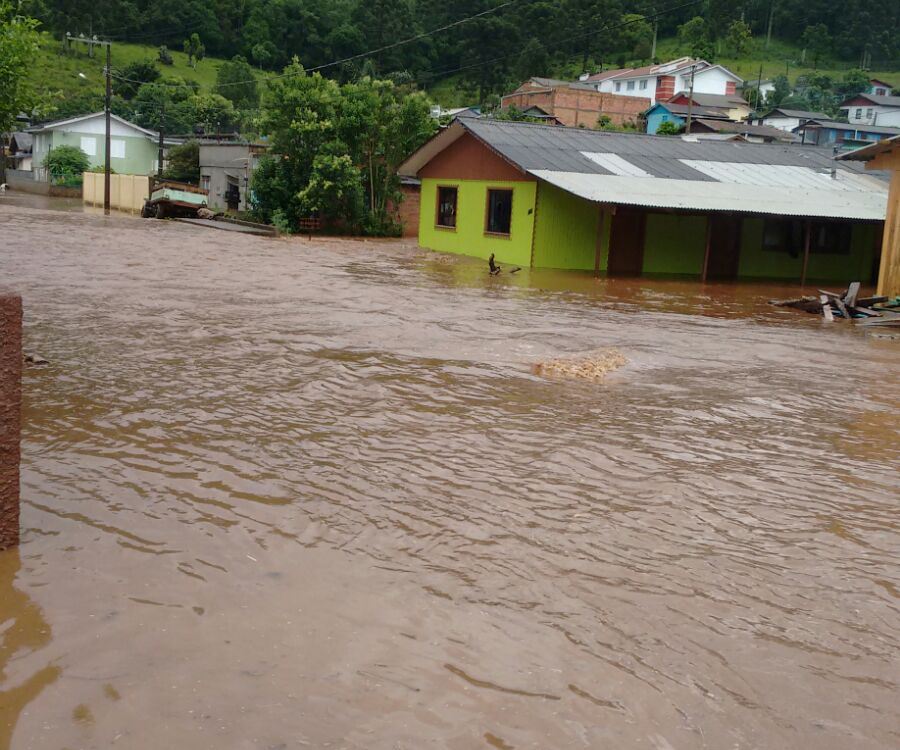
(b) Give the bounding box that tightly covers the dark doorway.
[607,208,646,275]
[705,215,743,280]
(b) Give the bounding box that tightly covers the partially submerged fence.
[83,172,151,213]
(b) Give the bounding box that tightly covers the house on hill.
[752,108,830,133]
[26,112,177,182]
[398,118,887,284]
[838,93,900,128]
[501,78,648,129]
[644,102,729,134]
[868,79,894,97]
[666,92,751,122]
[792,119,900,150]
[585,57,743,105]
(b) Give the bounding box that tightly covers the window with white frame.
[866,108,874,119]
[627,80,635,90]
[111,139,126,158]
[80,136,97,156]
[855,108,863,118]
[615,82,621,91]
[639,79,648,90]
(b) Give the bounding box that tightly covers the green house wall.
[47,131,159,176]
[532,182,608,270]
[418,176,880,284]
[418,178,536,267]
[738,218,879,282]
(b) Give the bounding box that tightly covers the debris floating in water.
[533,349,626,381]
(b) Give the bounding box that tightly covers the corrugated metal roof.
[398,119,890,220]
[529,170,887,220]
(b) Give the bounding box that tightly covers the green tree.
[216,55,259,109]
[656,120,683,135]
[158,45,174,65]
[43,144,90,180]
[162,140,200,182]
[617,14,654,60]
[0,2,41,133]
[768,74,792,107]
[113,59,161,100]
[677,16,714,60]
[183,33,206,69]
[800,23,831,70]
[725,19,752,56]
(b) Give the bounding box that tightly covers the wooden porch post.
[800,219,812,287]
[701,215,713,282]
[594,205,607,276]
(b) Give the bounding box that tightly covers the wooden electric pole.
[65,33,112,215]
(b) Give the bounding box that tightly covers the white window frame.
[865,108,874,119]
[615,81,621,91]
[627,80,635,91]
[855,108,863,119]
[111,139,126,159]
[639,79,648,90]
[80,136,97,156]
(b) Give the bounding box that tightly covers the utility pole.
[66,33,112,215]
[685,64,696,135]
[158,101,165,179]
[756,64,764,111]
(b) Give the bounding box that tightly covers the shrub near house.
[43,145,89,186]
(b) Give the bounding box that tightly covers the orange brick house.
[501,78,649,129]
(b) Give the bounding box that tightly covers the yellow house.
[840,136,900,297]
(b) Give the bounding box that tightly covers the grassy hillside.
[30,33,229,111]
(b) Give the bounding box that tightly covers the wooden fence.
[83,173,151,213]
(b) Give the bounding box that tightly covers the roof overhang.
[398,121,469,177]
[530,169,887,221]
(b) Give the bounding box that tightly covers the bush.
[656,120,683,136]
[162,141,200,183]
[43,145,90,180]
[158,45,174,65]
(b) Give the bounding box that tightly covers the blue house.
[644,102,730,134]
[795,119,900,150]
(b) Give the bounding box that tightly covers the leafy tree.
[725,19,752,56]
[113,60,161,100]
[800,23,831,69]
[677,16,714,60]
[43,144,90,179]
[216,55,259,109]
[0,2,41,133]
[162,140,200,182]
[617,14,654,60]
[834,69,871,101]
[251,41,278,70]
[183,33,206,69]
[158,45,174,65]
[656,120,682,135]
[768,74,792,106]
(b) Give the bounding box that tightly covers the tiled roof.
[840,93,900,107]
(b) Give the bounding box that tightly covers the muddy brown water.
[1,205,898,750]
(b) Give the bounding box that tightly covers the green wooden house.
[399,119,888,284]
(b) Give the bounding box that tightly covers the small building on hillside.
[868,80,894,97]
[794,119,900,150]
[666,92,751,122]
[585,57,742,105]
[6,133,33,171]
[398,119,887,285]
[644,102,729,134]
[839,93,900,127]
[26,112,170,181]
[688,119,798,143]
[198,140,268,212]
[501,78,648,129]
[751,108,829,133]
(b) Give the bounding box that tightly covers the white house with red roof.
[584,57,743,106]
[868,79,894,97]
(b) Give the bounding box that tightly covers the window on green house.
[763,219,851,256]
[436,186,457,228]
[485,189,512,235]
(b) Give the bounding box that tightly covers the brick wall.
[397,184,420,238]
[502,88,649,128]
[0,292,22,551]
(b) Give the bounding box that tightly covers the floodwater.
[1,204,898,750]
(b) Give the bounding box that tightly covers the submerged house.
[398,119,888,283]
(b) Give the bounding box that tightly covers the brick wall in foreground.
[0,291,22,551]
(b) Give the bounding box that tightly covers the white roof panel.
[580,152,653,177]
[529,170,887,220]
[679,160,879,192]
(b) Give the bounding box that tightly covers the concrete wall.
[5,169,48,194]
[418,178,536,266]
[199,144,265,212]
[0,292,22,551]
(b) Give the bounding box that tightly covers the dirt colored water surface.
[1,204,898,750]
